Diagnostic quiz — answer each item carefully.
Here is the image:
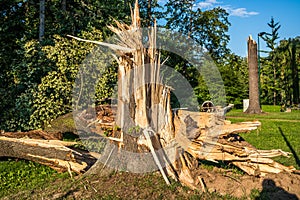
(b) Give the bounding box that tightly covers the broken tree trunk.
[0,134,97,174]
[245,35,262,114]
[68,1,297,191]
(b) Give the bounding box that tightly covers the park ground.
[0,105,299,199]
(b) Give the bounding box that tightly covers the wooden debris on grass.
[0,1,297,194]
[67,0,297,190]
[0,136,96,174]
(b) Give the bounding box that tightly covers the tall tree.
[165,0,230,62]
[0,0,130,131]
[289,38,300,104]
[161,0,230,106]
[260,17,281,105]
[275,37,300,105]
[137,0,162,27]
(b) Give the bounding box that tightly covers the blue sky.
[158,0,300,57]
[195,0,300,57]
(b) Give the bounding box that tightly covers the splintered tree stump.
[65,0,298,192]
[0,3,297,196]
[70,1,296,191]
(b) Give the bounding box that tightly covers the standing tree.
[245,36,262,114]
[288,38,300,105]
[219,54,248,107]
[260,17,281,105]
[164,0,230,62]
[275,37,300,105]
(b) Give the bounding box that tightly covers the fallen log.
[0,129,63,140]
[0,136,97,174]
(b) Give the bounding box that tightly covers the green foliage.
[138,0,163,26]
[29,29,105,129]
[260,17,281,51]
[0,0,127,131]
[29,70,73,129]
[260,36,300,105]
[159,0,233,107]
[1,39,53,131]
[258,17,300,106]
[220,54,248,107]
[165,0,230,61]
[95,63,118,103]
[259,17,281,105]
[195,58,227,106]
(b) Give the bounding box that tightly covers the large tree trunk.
[245,36,262,114]
[39,0,45,42]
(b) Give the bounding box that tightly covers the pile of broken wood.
[0,107,297,182]
[0,2,298,193]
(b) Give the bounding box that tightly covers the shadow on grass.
[278,127,300,168]
[255,179,298,200]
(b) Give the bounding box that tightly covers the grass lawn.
[0,105,299,199]
[0,158,70,198]
[226,105,300,170]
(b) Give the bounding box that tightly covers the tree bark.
[0,136,97,173]
[147,0,152,27]
[245,36,262,114]
[61,0,66,11]
[39,0,45,42]
[68,2,297,191]
[291,40,299,104]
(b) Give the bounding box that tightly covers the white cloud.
[158,0,259,18]
[228,7,259,17]
[194,0,220,9]
[194,0,259,18]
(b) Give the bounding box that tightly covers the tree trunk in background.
[61,0,66,11]
[39,0,45,42]
[147,0,152,27]
[273,67,277,105]
[245,36,262,114]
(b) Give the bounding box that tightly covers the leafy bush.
[29,28,107,129]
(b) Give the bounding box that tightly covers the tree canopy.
[1,0,299,131]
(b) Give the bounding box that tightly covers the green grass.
[0,105,299,199]
[226,105,300,170]
[228,105,300,120]
[0,158,69,198]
